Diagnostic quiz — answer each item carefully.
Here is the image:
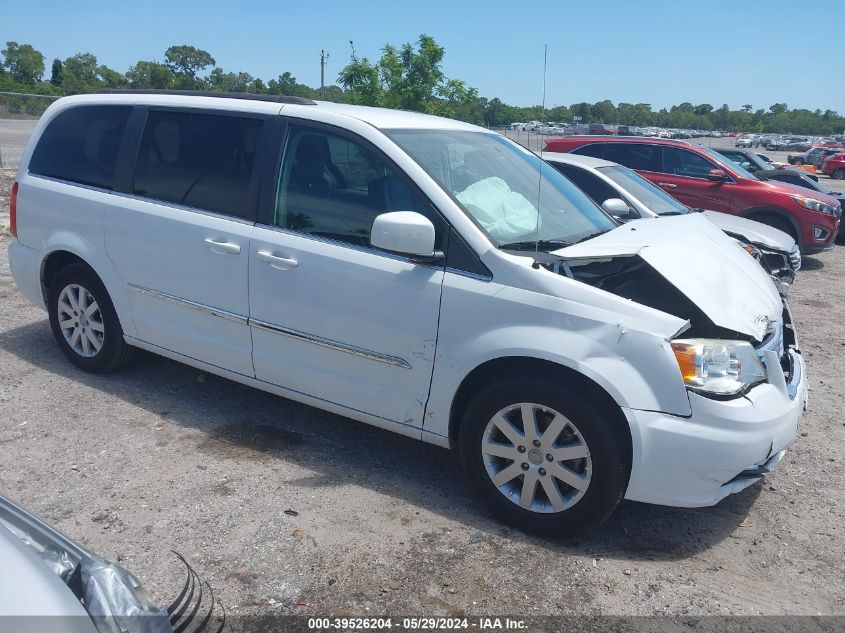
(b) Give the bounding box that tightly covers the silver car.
[543,152,801,293]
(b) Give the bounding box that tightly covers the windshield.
[386,130,617,249]
[597,165,689,215]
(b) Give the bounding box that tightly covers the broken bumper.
[622,349,807,508]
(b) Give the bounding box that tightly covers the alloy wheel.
[57,284,104,357]
[481,402,592,513]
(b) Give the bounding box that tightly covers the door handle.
[657,182,678,189]
[257,250,298,270]
[204,238,241,254]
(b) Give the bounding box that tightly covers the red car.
[822,153,845,180]
[544,136,841,254]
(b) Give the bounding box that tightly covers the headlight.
[791,194,837,215]
[671,339,766,396]
[740,242,762,259]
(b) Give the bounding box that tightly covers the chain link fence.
[0,92,58,171]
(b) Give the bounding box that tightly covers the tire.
[458,376,630,536]
[47,263,135,373]
[833,168,845,180]
[793,159,804,166]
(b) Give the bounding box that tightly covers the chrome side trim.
[249,318,412,370]
[127,283,248,324]
[128,284,413,369]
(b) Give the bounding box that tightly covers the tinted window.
[275,125,438,249]
[134,110,264,219]
[603,143,659,171]
[29,105,130,190]
[661,147,717,178]
[552,163,620,206]
[572,143,605,159]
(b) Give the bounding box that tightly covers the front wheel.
[459,377,630,535]
[833,168,845,180]
[48,263,135,372]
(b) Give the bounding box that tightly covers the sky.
[4,0,845,112]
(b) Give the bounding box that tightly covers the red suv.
[544,136,841,254]
[822,153,845,180]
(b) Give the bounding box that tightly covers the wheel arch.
[39,246,137,338]
[740,206,801,243]
[447,356,633,467]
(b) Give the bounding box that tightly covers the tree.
[164,45,215,89]
[267,71,314,98]
[769,103,788,114]
[50,58,63,86]
[2,41,45,84]
[693,103,713,116]
[338,34,455,113]
[741,104,752,113]
[61,53,99,93]
[164,45,215,77]
[126,61,173,89]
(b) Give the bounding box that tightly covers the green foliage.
[126,61,173,89]
[2,41,45,84]
[50,59,63,86]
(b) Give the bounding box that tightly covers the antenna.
[534,44,548,252]
[320,49,330,100]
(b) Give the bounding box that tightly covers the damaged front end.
[0,494,224,633]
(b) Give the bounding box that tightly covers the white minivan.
[7,92,808,534]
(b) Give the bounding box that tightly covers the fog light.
[813,226,830,240]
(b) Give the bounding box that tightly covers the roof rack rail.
[95,89,316,106]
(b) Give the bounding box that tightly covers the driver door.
[248,122,447,426]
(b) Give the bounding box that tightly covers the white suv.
[7,92,808,534]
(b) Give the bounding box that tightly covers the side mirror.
[707,169,729,182]
[371,211,443,262]
[601,198,635,220]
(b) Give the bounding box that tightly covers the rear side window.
[29,105,131,190]
[552,163,620,206]
[134,110,265,219]
[572,144,605,159]
[603,143,659,171]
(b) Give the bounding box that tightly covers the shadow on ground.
[0,319,762,563]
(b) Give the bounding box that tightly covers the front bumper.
[623,349,807,508]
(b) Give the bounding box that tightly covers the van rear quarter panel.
[15,174,137,337]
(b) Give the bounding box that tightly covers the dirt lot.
[0,168,843,621]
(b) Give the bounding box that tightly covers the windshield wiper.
[574,228,613,244]
[499,239,573,252]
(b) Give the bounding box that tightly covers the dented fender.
[424,271,693,440]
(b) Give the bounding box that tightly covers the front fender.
[424,274,692,439]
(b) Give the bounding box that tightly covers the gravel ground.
[0,169,843,621]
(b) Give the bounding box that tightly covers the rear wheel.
[792,159,804,165]
[459,376,629,536]
[48,264,134,372]
[833,168,845,180]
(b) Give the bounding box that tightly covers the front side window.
[275,125,437,249]
[133,110,264,219]
[552,163,621,207]
[660,147,718,179]
[597,166,689,216]
[29,105,131,190]
[387,130,616,248]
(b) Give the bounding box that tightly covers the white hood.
[553,214,783,341]
[701,211,796,252]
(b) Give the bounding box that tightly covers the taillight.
[9,181,18,237]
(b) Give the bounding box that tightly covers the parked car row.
[4,92,817,542]
[543,135,841,254]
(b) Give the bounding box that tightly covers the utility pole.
[320,49,329,100]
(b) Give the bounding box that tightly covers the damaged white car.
[8,93,808,534]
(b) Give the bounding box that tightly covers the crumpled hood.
[553,214,783,341]
[701,210,796,252]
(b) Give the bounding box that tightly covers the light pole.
[320,49,329,100]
